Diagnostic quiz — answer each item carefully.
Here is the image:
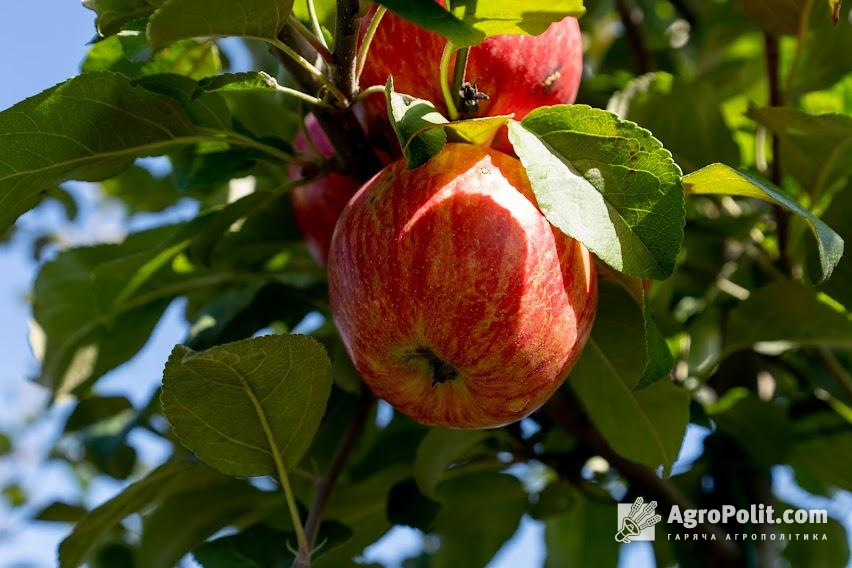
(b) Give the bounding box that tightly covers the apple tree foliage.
[0,0,851,566]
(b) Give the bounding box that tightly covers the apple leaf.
[543,486,618,567]
[432,473,527,568]
[414,428,489,498]
[385,78,511,168]
[196,72,282,95]
[34,502,88,524]
[376,0,585,47]
[570,283,688,471]
[450,0,586,38]
[374,0,485,47]
[385,77,449,169]
[683,163,844,284]
[509,105,684,280]
[0,72,200,234]
[161,334,332,477]
[725,280,852,354]
[58,461,228,568]
[65,396,134,432]
[147,0,295,48]
[83,0,166,37]
[782,501,851,567]
[747,107,852,192]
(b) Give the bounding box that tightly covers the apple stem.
[450,47,470,111]
[439,42,461,120]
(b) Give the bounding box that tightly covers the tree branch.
[274,23,382,182]
[764,32,790,274]
[331,0,361,99]
[293,392,375,567]
[615,0,654,74]
[542,391,739,562]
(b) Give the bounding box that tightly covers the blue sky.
[0,3,848,568]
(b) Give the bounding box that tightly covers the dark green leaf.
[193,525,295,568]
[35,502,89,524]
[791,431,852,491]
[509,105,684,279]
[58,461,228,568]
[712,397,794,465]
[161,334,332,476]
[66,396,134,432]
[544,487,618,567]
[148,0,296,48]
[387,478,442,531]
[0,432,11,456]
[414,428,488,498]
[0,72,198,232]
[374,0,484,47]
[725,280,852,354]
[780,502,850,567]
[83,0,165,37]
[683,163,845,283]
[83,32,221,80]
[197,72,281,95]
[432,472,527,568]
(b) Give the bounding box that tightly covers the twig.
[763,33,790,274]
[354,84,386,101]
[293,392,375,567]
[355,6,388,85]
[306,0,329,50]
[288,14,334,63]
[273,22,383,182]
[330,0,362,99]
[266,37,347,105]
[542,392,739,562]
[815,347,852,401]
[615,0,654,74]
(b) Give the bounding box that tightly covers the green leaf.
[66,396,134,432]
[374,0,485,48]
[193,525,295,568]
[608,72,741,173]
[571,344,690,472]
[58,461,227,568]
[161,334,332,476]
[386,478,442,531]
[820,180,852,308]
[32,222,206,395]
[100,165,181,214]
[414,428,488,498]
[137,480,270,568]
[790,0,852,95]
[147,0,296,48]
[747,107,852,193]
[544,487,618,568]
[637,311,675,389]
[712,397,794,465]
[197,72,281,95]
[791,431,852,491]
[743,0,810,36]
[0,72,198,233]
[432,472,527,568]
[83,0,165,37]
[725,280,852,354]
[34,502,88,524]
[0,432,11,456]
[449,0,586,37]
[385,77,449,169]
[509,105,684,279]
[683,163,845,284]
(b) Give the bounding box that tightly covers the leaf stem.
[355,6,387,85]
[288,14,334,63]
[354,84,386,101]
[440,42,460,120]
[305,0,330,50]
[264,37,348,106]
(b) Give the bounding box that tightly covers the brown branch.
[542,391,739,562]
[331,0,361,99]
[274,22,382,182]
[763,33,790,274]
[615,0,654,74]
[292,392,375,568]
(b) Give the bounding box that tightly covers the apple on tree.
[359,4,584,151]
[289,114,360,267]
[328,144,598,429]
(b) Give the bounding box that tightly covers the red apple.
[359,5,584,151]
[328,144,597,428]
[289,115,359,266]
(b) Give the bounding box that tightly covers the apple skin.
[360,6,583,151]
[327,144,597,428]
[289,115,360,266]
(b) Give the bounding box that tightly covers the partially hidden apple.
[359,5,584,151]
[289,114,360,266]
[328,144,597,428]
